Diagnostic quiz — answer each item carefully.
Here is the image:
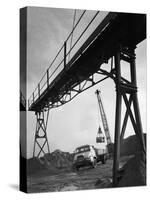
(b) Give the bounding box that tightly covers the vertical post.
[47,69,49,87]
[64,41,66,69]
[33,113,37,157]
[113,51,122,186]
[130,48,146,152]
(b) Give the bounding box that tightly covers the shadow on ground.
[9,184,19,191]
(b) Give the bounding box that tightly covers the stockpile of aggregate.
[117,134,146,187]
[118,150,146,187]
[27,149,74,176]
[44,149,74,169]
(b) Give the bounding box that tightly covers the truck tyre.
[92,158,97,168]
[94,158,97,167]
[102,156,106,164]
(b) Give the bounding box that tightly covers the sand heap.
[44,149,74,169]
[106,134,146,187]
[120,134,146,156]
[118,134,146,187]
[27,150,74,176]
[107,134,146,157]
[118,150,146,187]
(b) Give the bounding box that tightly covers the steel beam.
[120,95,132,140]
[113,50,122,186]
[130,51,146,152]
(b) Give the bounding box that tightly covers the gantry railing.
[28,10,109,109]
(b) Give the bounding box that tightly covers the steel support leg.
[113,51,122,186]
[33,111,50,158]
[112,47,146,186]
[130,51,146,152]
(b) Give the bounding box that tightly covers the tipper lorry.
[73,144,108,170]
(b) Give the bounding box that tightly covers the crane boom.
[95,90,112,144]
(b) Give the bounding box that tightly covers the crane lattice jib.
[96,90,112,144]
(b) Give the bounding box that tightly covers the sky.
[23,7,146,159]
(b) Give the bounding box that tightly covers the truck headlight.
[89,156,93,161]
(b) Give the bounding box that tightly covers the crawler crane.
[95,90,112,163]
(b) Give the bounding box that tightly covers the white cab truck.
[73,145,97,170]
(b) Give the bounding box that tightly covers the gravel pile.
[118,151,146,187]
[27,150,74,176]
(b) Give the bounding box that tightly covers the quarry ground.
[26,134,146,193]
[27,159,113,193]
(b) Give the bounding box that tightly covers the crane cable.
[69,9,77,62]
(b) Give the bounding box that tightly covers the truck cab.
[73,145,97,170]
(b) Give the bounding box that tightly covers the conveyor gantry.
[28,12,146,112]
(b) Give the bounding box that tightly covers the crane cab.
[96,126,105,143]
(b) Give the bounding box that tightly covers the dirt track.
[27,159,113,193]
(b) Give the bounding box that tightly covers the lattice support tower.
[112,45,146,186]
[33,110,50,158]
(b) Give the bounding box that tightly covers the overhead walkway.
[28,12,146,112]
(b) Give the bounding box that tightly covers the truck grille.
[77,155,84,161]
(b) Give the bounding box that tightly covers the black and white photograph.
[19,6,147,193]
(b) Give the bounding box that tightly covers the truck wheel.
[102,156,106,164]
[76,166,79,171]
[92,158,97,168]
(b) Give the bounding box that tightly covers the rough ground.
[27,134,146,193]
[27,159,113,193]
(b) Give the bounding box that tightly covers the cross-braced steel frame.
[112,45,146,186]
[33,110,50,158]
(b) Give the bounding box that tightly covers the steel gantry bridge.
[27,10,146,186]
